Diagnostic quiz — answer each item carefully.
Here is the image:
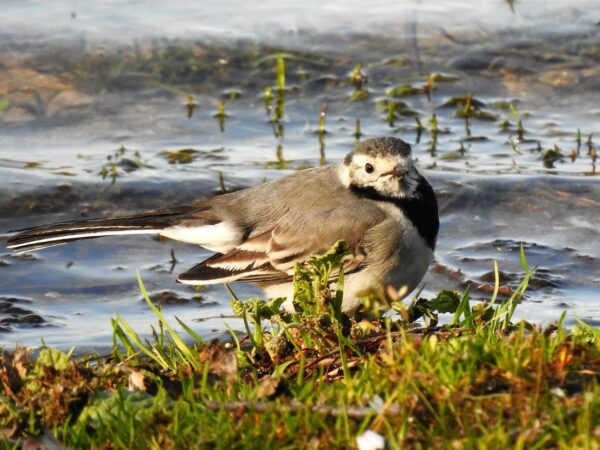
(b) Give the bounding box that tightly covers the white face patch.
[340,152,418,199]
[160,222,242,253]
[351,154,408,175]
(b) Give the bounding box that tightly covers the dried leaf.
[256,375,281,399]
[128,370,146,392]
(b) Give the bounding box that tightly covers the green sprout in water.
[266,144,288,170]
[428,113,439,154]
[271,89,286,125]
[272,120,284,139]
[263,86,272,114]
[542,144,564,169]
[214,100,227,133]
[510,136,523,155]
[317,104,327,135]
[415,116,425,143]
[222,88,242,100]
[509,103,525,140]
[185,94,197,119]
[319,133,326,166]
[378,99,418,127]
[295,67,310,81]
[348,64,369,101]
[354,118,362,140]
[275,144,286,169]
[348,64,366,90]
[218,171,226,193]
[275,54,286,92]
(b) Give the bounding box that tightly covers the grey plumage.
[7,137,439,313]
[344,136,411,163]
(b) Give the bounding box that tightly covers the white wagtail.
[7,137,439,313]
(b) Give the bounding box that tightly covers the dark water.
[1,0,599,350]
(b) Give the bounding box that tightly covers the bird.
[7,137,439,314]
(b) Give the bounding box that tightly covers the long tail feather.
[7,206,196,252]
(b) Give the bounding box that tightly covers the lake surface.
[1,0,599,350]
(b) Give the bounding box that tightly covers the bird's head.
[339,137,420,199]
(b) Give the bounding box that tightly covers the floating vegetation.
[385,84,423,97]
[376,99,418,127]
[161,148,200,164]
[97,146,150,182]
[427,72,461,83]
[1,38,595,177]
[445,93,498,121]
[348,64,367,89]
[542,145,564,168]
[348,87,369,101]
[439,150,464,160]
[222,88,243,100]
[100,162,119,183]
[441,95,486,110]
[347,64,369,101]
[52,170,77,177]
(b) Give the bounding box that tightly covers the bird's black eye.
[365,163,375,174]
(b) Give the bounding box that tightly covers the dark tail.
[7,206,197,253]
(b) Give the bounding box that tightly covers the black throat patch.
[350,176,439,250]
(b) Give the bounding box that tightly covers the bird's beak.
[381,166,408,179]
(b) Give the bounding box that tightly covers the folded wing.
[177,202,386,284]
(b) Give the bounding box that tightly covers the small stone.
[147,291,189,305]
[356,430,385,450]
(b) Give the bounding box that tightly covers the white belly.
[261,235,433,314]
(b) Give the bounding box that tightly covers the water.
[1,0,599,350]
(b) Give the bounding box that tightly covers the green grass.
[1,243,599,449]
